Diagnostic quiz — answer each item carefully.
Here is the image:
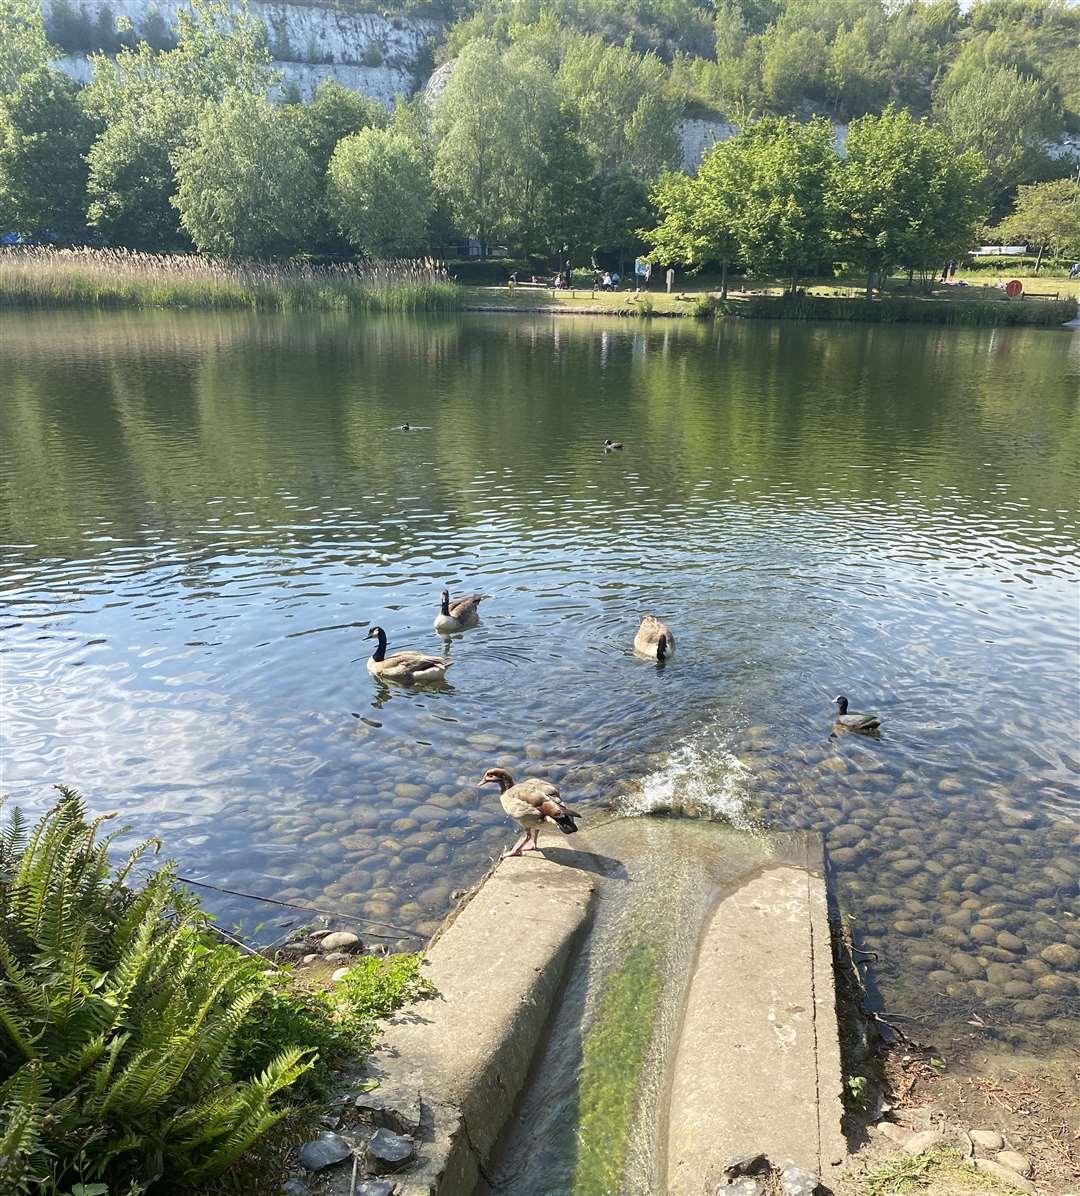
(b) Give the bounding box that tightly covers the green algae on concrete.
[573,942,662,1196]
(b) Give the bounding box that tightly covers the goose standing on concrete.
[434,589,484,634]
[365,626,451,682]
[477,767,582,857]
[833,694,881,733]
[634,615,675,662]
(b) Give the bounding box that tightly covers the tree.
[172,90,318,257]
[995,177,1080,271]
[0,0,50,95]
[0,67,98,234]
[328,127,434,256]
[933,64,1060,206]
[734,115,837,291]
[833,106,986,296]
[643,138,745,295]
[83,0,274,247]
[432,39,587,255]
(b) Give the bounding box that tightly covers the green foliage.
[933,63,1061,207]
[867,1147,1007,1195]
[833,106,986,292]
[0,67,99,234]
[0,0,51,94]
[736,292,1077,325]
[329,126,434,256]
[573,943,661,1195]
[172,89,319,257]
[0,788,314,1192]
[995,176,1080,262]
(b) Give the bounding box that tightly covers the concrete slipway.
[341,817,845,1196]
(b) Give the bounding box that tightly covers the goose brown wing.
[449,594,483,619]
[515,778,580,820]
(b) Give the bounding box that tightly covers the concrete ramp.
[665,845,846,1193]
[338,820,844,1196]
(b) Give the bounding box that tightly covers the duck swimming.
[833,694,881,732]
[433,589,483,634]
[634,615,675,662]
[365,626,451,682]
[604,439,624,451]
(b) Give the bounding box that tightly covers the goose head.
[477,767,515,792]
[833,694,849,715]
[440,589,451,615]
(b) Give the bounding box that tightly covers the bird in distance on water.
[833,694,881,733]
[604,439,624,450]
[477,767,582,857]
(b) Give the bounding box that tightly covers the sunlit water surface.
[1,310,1078,1059]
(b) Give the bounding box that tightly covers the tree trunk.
[865,266,874,301]
[789,268,799,295]
[720,259,728,301]
[1034,243,1044,273]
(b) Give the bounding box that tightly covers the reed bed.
[732,293,1078,327]
[0,247,461,312]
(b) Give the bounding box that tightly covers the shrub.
[0,789,316,1192]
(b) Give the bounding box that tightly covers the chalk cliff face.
[45,0,437,104]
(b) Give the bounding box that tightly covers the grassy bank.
[729,293,1079,326]
[0,248,460,313]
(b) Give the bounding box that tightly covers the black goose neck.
[371,629,387,662]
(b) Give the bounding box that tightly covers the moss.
[573,943,662,1195]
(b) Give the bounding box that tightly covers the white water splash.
[618,736,755,827]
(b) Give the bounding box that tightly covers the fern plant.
[0,789,313,1193]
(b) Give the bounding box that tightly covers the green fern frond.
[0,1061,47,1183]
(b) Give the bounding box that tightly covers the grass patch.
[735,294,1077,326]
[573,943,661,1196]
[868,1149,1012,1196]
[0,248,460,313]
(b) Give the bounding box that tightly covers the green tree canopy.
[0,0,51,94]
[328,126,434,256]
[172,89,318,257]
[0,67,98,233]
[933,63,1060,206]
[83,0,274,248]
[833,106,986,294]
[995,176,1080,268]
[733,115,837,289]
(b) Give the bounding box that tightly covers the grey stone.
[355,1086,422,1136]
[974,1160,1036,1192]
[724,1153,770,1178]
[724,1179,765,1196]
[996,1151,1033,1177]
[356,1183,397,1196]
[321,931,361,953]
[365,1128,415,1172]
[298,1131,352,1171]
[324,952,353,965]
[1040,943,1079,969]
[332,966,351,983]
[281,1180,308,1196]
[780,1165,820,1196]
[904,1130,946,1155]
[969,1130,1004,1151]
[875,1122,910,1146]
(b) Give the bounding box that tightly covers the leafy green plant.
[0,789,313,1192]
[868,1148,1005,1196]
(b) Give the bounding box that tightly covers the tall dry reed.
[0,247,460,312]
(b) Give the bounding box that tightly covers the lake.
[1,309,1077,1059]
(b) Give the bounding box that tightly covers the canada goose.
[833,694,881,732]
[400,423,411,431]
[434,589,483,634]
[477,767,582,857]
[365,626,451,682]
[634,615,675,662]
[604,439,624,451]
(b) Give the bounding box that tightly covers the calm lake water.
[1,310,1078,1059]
